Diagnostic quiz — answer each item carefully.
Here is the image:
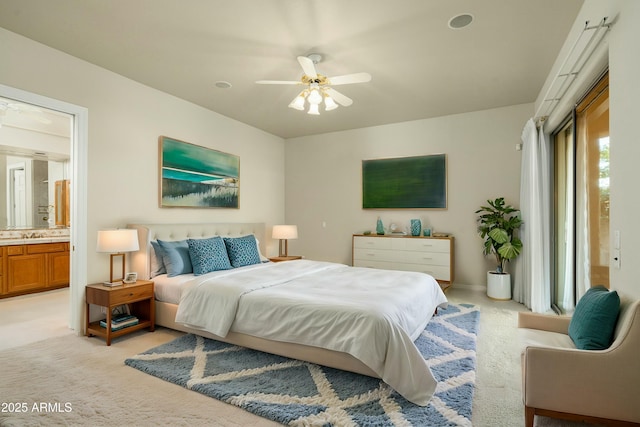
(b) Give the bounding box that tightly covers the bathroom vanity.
[0,230,70,298]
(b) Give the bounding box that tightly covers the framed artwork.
[362,154,447,209]
[159,136,239,208]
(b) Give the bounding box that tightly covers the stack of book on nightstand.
[100,314,139,331]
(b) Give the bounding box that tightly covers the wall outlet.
[613,249,621,269]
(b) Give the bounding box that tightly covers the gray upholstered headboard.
[127,223,266,280]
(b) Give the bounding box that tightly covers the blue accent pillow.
[187,236,232,275]
[568,285,620,350]
[223,235,261,268]
[150,241,166,277]
[157,239,192,277]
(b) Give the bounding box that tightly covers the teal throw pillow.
[187,236,232,275]
[568,285,620,350]
[150,241,166,277]
[157,239,192,277]
[223,235,261,268]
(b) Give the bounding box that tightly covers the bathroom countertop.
[0,236,70,246]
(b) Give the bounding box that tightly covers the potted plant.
[476,197,523,300]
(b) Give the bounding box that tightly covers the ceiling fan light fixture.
[257,55,369,114]
[289,93,306,110]
[324,96,338,111]
[307,88,322,105]
[307,104,320,115]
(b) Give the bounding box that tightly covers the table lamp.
[96,229,139,285]
[272,225,298,257]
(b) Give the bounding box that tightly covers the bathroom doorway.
[0,83,88,335]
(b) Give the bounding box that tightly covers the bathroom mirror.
[0,96,71,229]
[1,155,69,229]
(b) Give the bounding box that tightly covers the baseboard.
[452,283,487,292]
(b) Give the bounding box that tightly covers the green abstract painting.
[362,154,446,209]
[159,136,239,208]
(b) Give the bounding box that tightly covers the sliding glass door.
[553,72,609,313]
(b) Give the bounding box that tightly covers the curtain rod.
[534,17,611,124]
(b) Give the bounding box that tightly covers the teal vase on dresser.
[376,217,385,235]
[410,219,421,236]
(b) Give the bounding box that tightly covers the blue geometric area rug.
[125,303,479,426]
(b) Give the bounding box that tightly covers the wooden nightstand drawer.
[109,283,153,305]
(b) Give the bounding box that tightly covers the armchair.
[518,298,640,426]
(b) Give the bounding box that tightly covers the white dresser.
[352,234,454,290]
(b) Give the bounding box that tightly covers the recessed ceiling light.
[448,13,474,30]
[215,81,232,89]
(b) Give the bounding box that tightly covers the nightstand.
[269,256,303,262]
[86,280,155,345]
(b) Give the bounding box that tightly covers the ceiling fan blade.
[325,88,353,107]
[297,56,318,79]
[256,80,301,85]
[328,72,372,85]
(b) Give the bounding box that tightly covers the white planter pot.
[487,271,511,300]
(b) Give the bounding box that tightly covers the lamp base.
[109,253,126,283]
[278,239,289,257]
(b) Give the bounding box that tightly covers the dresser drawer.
[354,260,450,281]
[392,238,450,253]
[110,283,154,305]
[353,247,393,262]
[353,259,395,270]
[400,250,451,266]
[394,263,451,281]
[353,236,393,250]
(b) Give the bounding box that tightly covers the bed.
[128,222,448,406]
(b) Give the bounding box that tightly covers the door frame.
[7,162,28,227]
[0,83,88,334]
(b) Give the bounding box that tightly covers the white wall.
[608,0,640,300]
[285,103,532,287]
[0,27,286,329]
[532,0,639,300]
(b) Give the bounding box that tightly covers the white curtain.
[575,120,591,300]
[514,119,552,313]
[560,148,576,312]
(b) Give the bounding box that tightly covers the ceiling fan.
[256,54,371,115]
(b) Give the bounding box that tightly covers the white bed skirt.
[155,300,378,377]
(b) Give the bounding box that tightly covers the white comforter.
[175,259,448,406]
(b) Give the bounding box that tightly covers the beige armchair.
[518,297,640,426]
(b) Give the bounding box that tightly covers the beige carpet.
[0,289,598,426]
[0,329,280,427]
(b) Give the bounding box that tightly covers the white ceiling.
[0,0,584,139]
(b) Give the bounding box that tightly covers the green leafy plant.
[476,197,523,274]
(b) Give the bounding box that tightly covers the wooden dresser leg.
[525,406,535,427]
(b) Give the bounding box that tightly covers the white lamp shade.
[272,225,298,240]
[96,229,140,253]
